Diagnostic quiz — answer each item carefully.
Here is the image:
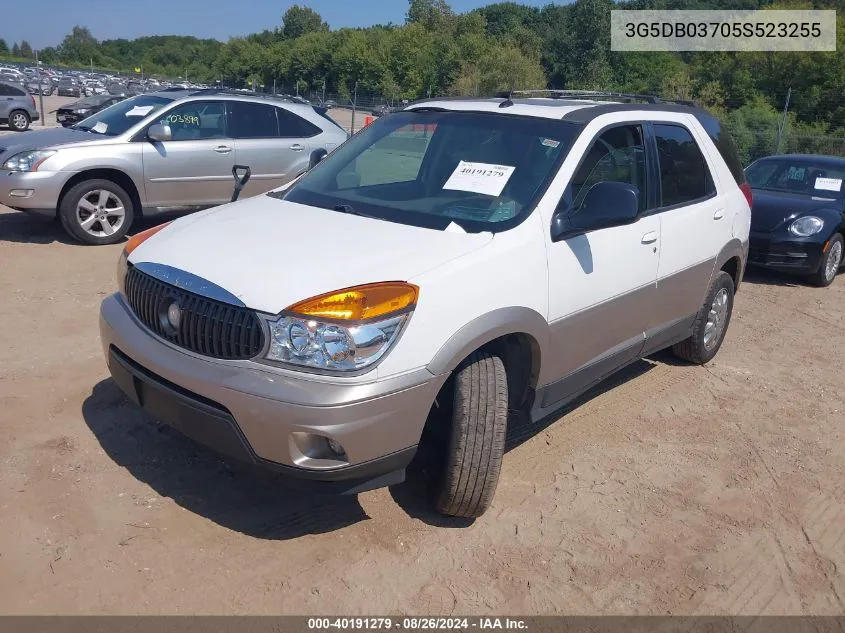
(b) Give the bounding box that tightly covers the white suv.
[99,92,751,518]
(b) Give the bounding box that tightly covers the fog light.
[326,438,346,457]
[9,189,34,198]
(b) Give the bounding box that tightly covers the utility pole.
[351,80,359,135]
[90,57,93,73]
[322,79,326,104]
[36,50,44,127]
[775,87,792,155]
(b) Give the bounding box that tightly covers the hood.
[129,196,494,314]
[750,188,841,232]
[0,127,110,160]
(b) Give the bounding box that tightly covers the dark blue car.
[746,154,845,286]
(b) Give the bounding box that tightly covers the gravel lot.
[0,111,844,615]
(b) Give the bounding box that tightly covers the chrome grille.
[124,266,265,360]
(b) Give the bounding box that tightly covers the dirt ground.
[1,120,844,615]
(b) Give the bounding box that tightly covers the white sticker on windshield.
[125,105,155,117]
[815,177,842,192]
[92,121,108,134]
[443,161,516,197]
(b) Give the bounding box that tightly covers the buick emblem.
[166,301,182,330]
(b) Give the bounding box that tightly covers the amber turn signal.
[287,282,419,321]
[124,222,171,257]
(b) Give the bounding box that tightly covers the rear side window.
[654,123,716,207]
[2,83,25,96]
[695,113,746,185]
[277,108,321,138]
[229,101,279,138]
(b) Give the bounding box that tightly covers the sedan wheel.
[812,234,843,287]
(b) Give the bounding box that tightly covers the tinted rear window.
[695,112,746,185]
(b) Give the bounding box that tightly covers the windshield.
[73,94,172,136]
[746,159,845,198]
[282,110,578,232]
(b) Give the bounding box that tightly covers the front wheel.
[810,234,843,287]
[433,350,509,519]
[59,179,135,245]
[672,270,735,365]
[8,110,30,132]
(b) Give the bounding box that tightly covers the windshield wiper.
[332,204,380,219]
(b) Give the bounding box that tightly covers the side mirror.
[309,148,328,170]
[147,123,172,142]
[551,181,640,241]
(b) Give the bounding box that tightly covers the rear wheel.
[8,110,30,131]
[433,351,509,519]
[672,271,735,365]
[59,179,135,245]
[810,234,843,287]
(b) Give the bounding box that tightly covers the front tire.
[434,351,508,519]
[59,179,135,245]
[8,110,30,131]
[810,233,843,287]
[672,270,735,365]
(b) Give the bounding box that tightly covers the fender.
[426,306,550,378]
[712,237,748,292]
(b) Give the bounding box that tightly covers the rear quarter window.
[695,112,746,186]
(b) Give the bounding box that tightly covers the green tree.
[11,42,20,57]
[19,40,33,58]
[58,26,99,64]
[0,39,8,55]
[407,0,454,30]
[282,5,329,40]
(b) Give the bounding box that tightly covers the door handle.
[214,146,232,154]
[290,144,305,152]
[714,209,725,220]
[641,231,659,244]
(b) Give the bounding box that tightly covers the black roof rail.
[494,89,697,107]
[183,88,306,103]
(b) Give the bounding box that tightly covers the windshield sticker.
[786,166,805,181]
[92,121,108,134]
[814,177,842,192]
[541,138,560,148]
[443,161,516,197]
[125,105,155,117]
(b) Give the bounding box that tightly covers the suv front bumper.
[99,293,444,493]
[0,170,66,217]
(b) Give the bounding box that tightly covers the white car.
[99,92,751,518]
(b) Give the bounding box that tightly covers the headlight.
[789,216,824,237]
[73,108,91,115]
[2,150,56,172]
[117,222,172,292]
[264,282,418,373]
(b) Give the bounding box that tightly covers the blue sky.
[1,0,564,50]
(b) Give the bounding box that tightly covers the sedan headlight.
[2,150,56,172]
[789,216,824,237]
[73,108,91,115]
[264,282,418,373]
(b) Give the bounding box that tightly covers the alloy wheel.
[75,190,126,238]
[703,288,729,351]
